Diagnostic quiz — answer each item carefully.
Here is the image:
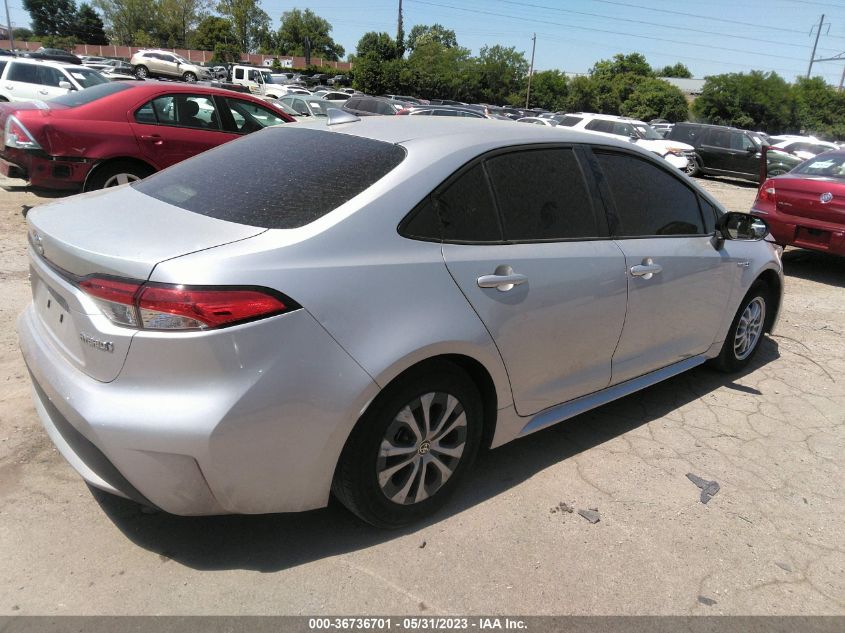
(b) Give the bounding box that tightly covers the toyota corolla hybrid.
[18,116,783,528]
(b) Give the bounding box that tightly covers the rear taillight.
[78,277,296,331]
[4,115,42,150]
[754,178,777,214]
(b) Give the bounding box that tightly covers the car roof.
[295,115,650,153]
[9,57,81,70]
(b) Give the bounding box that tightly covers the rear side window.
[50,81,131,107]
[133,127,406,229]
[485,148,600,240]
[669,125,700,144]
[434,164,502,242]
[555,115,583,126]
[595,151,705,237]
[586,119,613,133]
[0,61,7,76]
[7,62,38,84]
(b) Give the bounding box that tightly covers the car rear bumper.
[18,303,380,516]
[752,207,845,256]
[0,150,90,191]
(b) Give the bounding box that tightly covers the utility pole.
[3,0,14,54]
[525,33,536,109]
[397,0,405,56]
[807,14,826,78]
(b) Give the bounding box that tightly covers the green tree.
[23,0,78,36]
[356,31,397,61]
[693,71,793,131]
[590,52,654,114]
[620,77,688,122]
[13,27,35,40]
[74,3,108,44]
[191,15,234,50]
[658,62,692,78]
[406,23,457,52]
[351,52,402,95]
[791,76,845,138]
[212,41,241,63]
[40,34,78,49]
[217,0,269,53]
[563,75,598,112]
[275,8,344,61]
[157,0,207,48]
[94,0,158,45]
[475,44,528,104]
[521,69,568,111]
[405,40,475,100]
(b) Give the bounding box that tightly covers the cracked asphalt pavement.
[0,175,842,615]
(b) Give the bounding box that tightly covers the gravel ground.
[0,175,843,615]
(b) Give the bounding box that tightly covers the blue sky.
[8,0,845,84]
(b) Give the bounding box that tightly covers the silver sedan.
[18,116,783,527]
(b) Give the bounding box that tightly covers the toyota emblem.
[820,192,833,204]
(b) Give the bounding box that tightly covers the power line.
[592,0,845,39]
[489,0,830,51]
[406,0,812,62]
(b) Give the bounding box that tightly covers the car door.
[698,128,736,172]
[130,93,234,168]
[438,147,628,416]
[157,54,180,78]
[3,62,53,101]
[590,149,734,384]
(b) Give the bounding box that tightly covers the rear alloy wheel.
[134,65,148,79]
[85,161,154,191]
[710,281,769,372]
[182,72,197,83]
[333,361,483,528]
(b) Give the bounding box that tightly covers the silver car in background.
[18,117,783,528]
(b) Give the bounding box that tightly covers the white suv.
[559,113,696,173]
[0,58,108,102]
[130,50,212,82]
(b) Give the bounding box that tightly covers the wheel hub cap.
[734,297,765,361]
[377,392,467,505]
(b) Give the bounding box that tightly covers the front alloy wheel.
[733,297,766,361]
[333,361,483,528]
[710,281,770,372]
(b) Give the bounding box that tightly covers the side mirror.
[716,212,769,241]
[58,80,73,91]
[747,145,758,154]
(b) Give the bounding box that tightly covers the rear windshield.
[50,81,131,107]
[133,127,407,229]
[791,153,845,178]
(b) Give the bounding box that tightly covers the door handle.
[477,265,528,292]
[139,134,164,145]
[38,89,49,95]
[630,258,663,280]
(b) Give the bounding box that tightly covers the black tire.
[710,281,770,373]
[84,160,154,191]
[182,71,197,83]
[684,156,700,177]
[134,65,148,79]
[333,361,484,528]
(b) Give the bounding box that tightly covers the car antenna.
[326,108,360,126]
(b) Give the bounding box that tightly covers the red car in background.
[0,81,295,191]
[752,150,845,256]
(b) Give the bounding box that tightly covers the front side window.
[595,151,705,237]
[36,66,65,87]
[706,129,731,148]
[63,67,107,88]
[585,119,613,133]
[731,132,755,151]
[555,115,583,127]
[485,148,601,241]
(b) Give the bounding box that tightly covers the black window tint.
[345,97,360,109]
[485,148,599,240]
[133,127,406,229]
[699,196,719,233]
[707,129,731,148]
[8,63,38,84]
[0,61,7,76]
[669,124,699,144]
[595,151,705,236]
[555,115,583,127]
[435,163,501,242]
[135,101,156,123]
[400,196,441,241]
[731,132,754,151]
[585,119,610,132]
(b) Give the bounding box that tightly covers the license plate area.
[796,226,831,246]
[31,268,88,367]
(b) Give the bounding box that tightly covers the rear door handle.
[139,134,164,145]
[477,265,528,292]
[630,258,663,280]
[38,89,49,95]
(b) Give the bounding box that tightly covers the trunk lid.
[26,185,266,382]
[773,176,845,224]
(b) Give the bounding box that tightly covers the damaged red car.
[0,81,294,191]
[752,151,845,256]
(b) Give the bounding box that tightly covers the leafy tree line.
[692,71,845,139]
[22,0,108,45]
